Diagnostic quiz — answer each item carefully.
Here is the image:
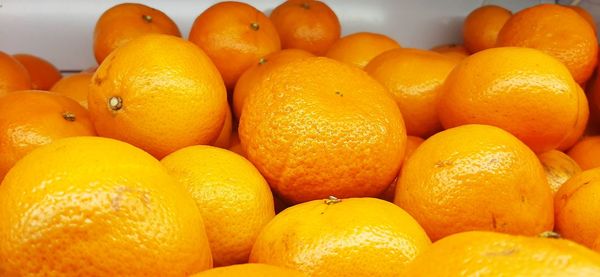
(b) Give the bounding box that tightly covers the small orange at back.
[568,5,597,33]
[228,131,246,157]
[365,48,457,138]
[93,3,181,64]
[233,48,314,119]
[463,5,512,53]
[50,72,93,108]
[211,106,232,149]
[538,149,582,194]
[270,0,341,55]
[497,4,598,84]
[191,264,305,277]
[430,43,469,63]
[13,54,61,90]
[0,51,31,96]
[380,135,424,202]
[189,1,281,91]
[325,32,401,68]
[0,90,95,181]
[567,136,600,170]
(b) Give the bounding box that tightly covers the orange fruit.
[228,131,246,157]
[438,47,580,153]
[395,124,553,241]
[88,34,228,159]
[462,5,512,53]
[497,4,598,84]
[50,72,93,108]
[402,231,600,276]
[0,90,95,181]
[557,85,589,151]
[365,48,457,137]
[0,51,31,96]
[93,3,181,64]
[161,146,274,267]
[250,197,431,276]
[567,136,600,170]
[239,57,406,204]
[568,5,597,33]
[188,1,281,91]
[191,264,305,277]
[13,54,62,90]
[555,168,600,251]
[538,150,582,194]
[380,135,424,202]
[325,32,401,68]
[212,106,232,148]
[588,65,600,124]
[0,136,212,276]
[270,0,341,55]
[430,43,469,62]
[233,48,314,119]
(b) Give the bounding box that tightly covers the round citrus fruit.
[325,32,401,68]
[13,54,62,90]
[239,57,406,204]
[212,107,232,149]
[50,72,93,108]
[431,43,469,62]
[538,149,582,194]
[250,197,431,277]
[568,5,597,33]
[567,136,600,170]
[395,124,553,241]
[0,136,212,276]
[161,145,274,266]
[438,47,580,153]
[463,5,512,53]
[380,135,424,202]
[191,264,305,277]
[0,51,31,96]
[88,34,228,159]
[557,85,589,151]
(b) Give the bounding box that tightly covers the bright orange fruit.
[13,54,62,90]
[325,32,401,68]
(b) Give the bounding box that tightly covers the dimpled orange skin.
[538,150,582,194]
[497,4,598,84]
[0,137,213,276]
[462,5,512,54]
[557,85,589,151]
[325,32,401,68]
[249,197,431,277]
[188,1,281,91]
[402,231,600,276]
[567,136,600,170]
[555,168,600,251]
[365,48,457,138]
[161,146,275,267]
[0,90,95,181]
[395,124,554,241]
[88,34,228,159]
[233,49,314,119]
[270,0,341,56]
[13,54,62,90]
[191,263,306,277]
[239,57,406,204]
[0,51,31,96]
[50,72,93,108]
[438,47,580,153]
[93,3,181,64]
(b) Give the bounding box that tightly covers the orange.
[88,34,228,159]
[50,72,93,108]
[325,32,401,68]
[13,54,62,90]
[555,168,600,251]
[365,48,457,137]
[250,197,431,276]
[0,51,31,96]
[497,4,598,84]
[0,136,212,276]
[567,136,600,170]
[430,43,469,62]
[402,231,600,276]
[239,57,406,204]
[191,264,305,277]
[161,146,274,267]
[568,6,597,33]
[188,1,281,91]
[557,85,589,150]
[0,90,95,181]
[538,150,582,194]
[233,49,314,119]
[588,65,600,124]
[270,0,341,55]
[380,135,424,202]
[93,3,181,64]
[438,47,580,153]
[212,107,232,148]
[462,5,512,53]
[228,131,245,157]
[395,124,553,241]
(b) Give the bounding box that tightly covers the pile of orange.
[2,1,600,276]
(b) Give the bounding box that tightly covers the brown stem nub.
[62,112,76,122]
[324,196,341,205]
[258,57,267,65]
[250,22,260,31]
[301,2,310,9]
[539,231,561,239]
[142,14,153,23]
[108,96,123,111]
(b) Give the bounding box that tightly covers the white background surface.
[0,0,584,71]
